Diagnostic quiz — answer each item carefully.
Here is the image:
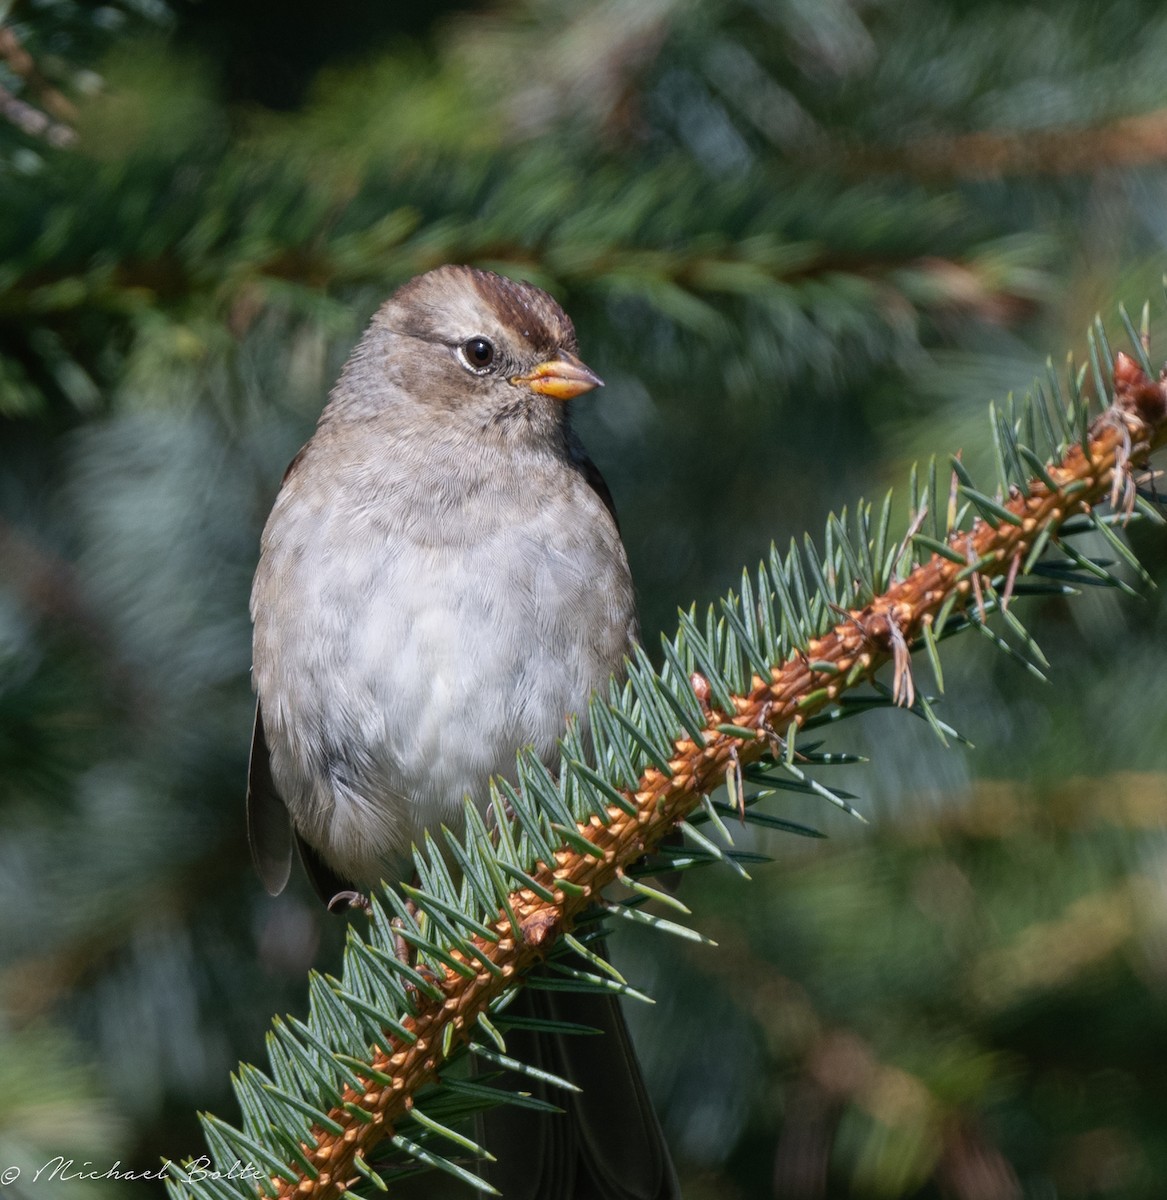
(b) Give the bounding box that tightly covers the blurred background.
[3,1,1167,1196]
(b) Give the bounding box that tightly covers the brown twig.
[0,22,78,147]
[0,81,75,147]
[0,23,78,121]
[834,107,1167,181]
[271,351,1167,1200]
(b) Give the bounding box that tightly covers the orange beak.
[510,352,604,401]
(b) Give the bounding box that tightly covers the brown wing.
[246,702,293,896]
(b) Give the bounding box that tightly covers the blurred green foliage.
[3,0,1167,1196]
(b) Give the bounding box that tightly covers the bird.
[247,264,680,1199]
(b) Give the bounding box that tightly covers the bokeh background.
[4,1,1167,1196]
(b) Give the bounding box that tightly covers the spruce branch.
[176,346,1167,1200]
[837,107,1167,181]
[0,20,78,147]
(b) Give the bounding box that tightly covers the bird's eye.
[458,337,496,373]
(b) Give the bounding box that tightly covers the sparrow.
[247,265,679,1199]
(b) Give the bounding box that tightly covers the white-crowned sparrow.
[247,265,679,1199]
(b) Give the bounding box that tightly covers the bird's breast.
[252,461,635,885]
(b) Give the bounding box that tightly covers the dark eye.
[459,336,496,373]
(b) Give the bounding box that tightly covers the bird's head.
[331,265,603,445]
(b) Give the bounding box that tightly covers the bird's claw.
[327,889,372,915]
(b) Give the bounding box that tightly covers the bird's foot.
[391,897,443,993]
[391,917,411,967]
[327,889,372,915]
[391,897,423,966]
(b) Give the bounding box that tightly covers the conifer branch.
[0,21,77,146]
[229,351,1167,1200]
[840,108,1167,181]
